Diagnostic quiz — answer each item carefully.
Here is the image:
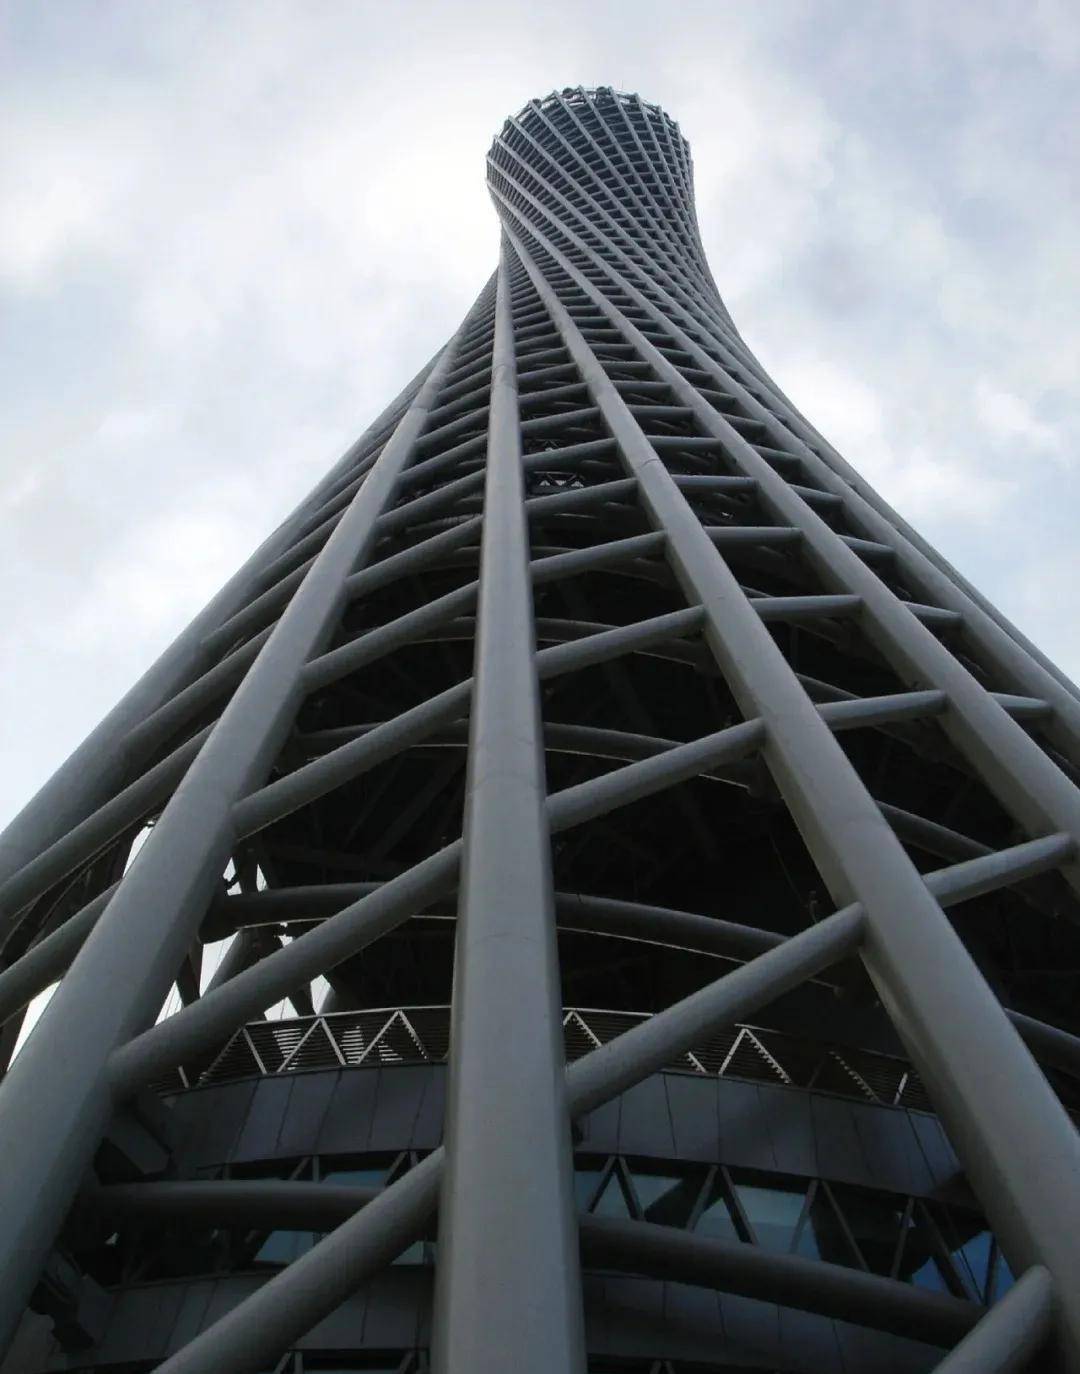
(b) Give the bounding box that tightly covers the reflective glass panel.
[829,1183,905,1275]
[253,1230,316,1267]
[693,1177,742,1243]
[574,1168,607,1211]
[729,1172,807,1252]
[319,1154,396,1189]
[591,1171,633,1219]
[795,1188,855,1267]
[993,1246,1016,1299]
[899,1207,954,1294]
[908,1253,950,1293]
[945,1225,989,1297]
[321,1166,392,1189]
[627,1162,702,1228]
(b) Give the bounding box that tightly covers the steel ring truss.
[1,85,1079,1374]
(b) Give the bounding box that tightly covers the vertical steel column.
[432,241,586,1374]
[504,230,1080,1366]
[0,300,482,1357]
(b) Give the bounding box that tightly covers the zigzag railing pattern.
[0,85,1078,1374]
[144,1002,940,1110]
[148,1001,1080,1128]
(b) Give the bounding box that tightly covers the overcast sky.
[2,1,1078,830]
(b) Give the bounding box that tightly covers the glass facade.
[77,1147,1011,1304]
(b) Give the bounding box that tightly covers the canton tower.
[2,85,1080,1374]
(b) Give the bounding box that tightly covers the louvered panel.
[715,1028,789,1087]
[280,1019,344,1073]
[562,1010,603,1062]
[898,1070,935,1114]
[198,1028,263,1086]
[687,1024,742,1076]
[367,1011,426,1064]
[147,1066,189,1096]
[333,1011,401,1066]
[810,1051,877,1102]
[752,1028,827,1087]
[843,1051,910,1107]
[246,1021,307,1073]
[402,1008,452,1061]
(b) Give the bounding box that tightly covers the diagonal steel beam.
[501,223,1080,1366]
[0,354,440,909]
[927,1264,1053,1374]
[0,285,494,1355]
[137,905,866,1374]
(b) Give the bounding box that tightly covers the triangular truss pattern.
[0,85,1078,1374]
[167,1002,954,1116]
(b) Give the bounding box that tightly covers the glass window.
[956,1229,993,1299]
[392,1240,437,1266]
[938,1207,994,1301]
[794,1185,857,1267]
[252,1230,317,1267]
[829,1182,906,1276]
[898,1205,958,1295]
[626,1161,703,1228]
[318,1154,398,1188]
[729,1170,808,1252]
[573,1156,610,1211]
[574,1167,607,1211]
[907,1251,951,1293]
[321,1166,392,1189]
[693,1175,743,1243]
[991,1243,1016,1300]
[591,1170,634,1219]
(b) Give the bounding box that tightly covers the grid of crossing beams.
[0,85,1079,1374]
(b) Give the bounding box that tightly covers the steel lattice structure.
[1,86,1079,1374]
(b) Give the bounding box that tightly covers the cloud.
[0,109,140,287]
[1002,547,1080,690]
[974,380,1065,462]
[772,355,1020,525]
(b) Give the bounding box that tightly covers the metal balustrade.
[147,1003,983,1117]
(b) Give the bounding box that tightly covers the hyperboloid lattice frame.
[1,86,1079,1374]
